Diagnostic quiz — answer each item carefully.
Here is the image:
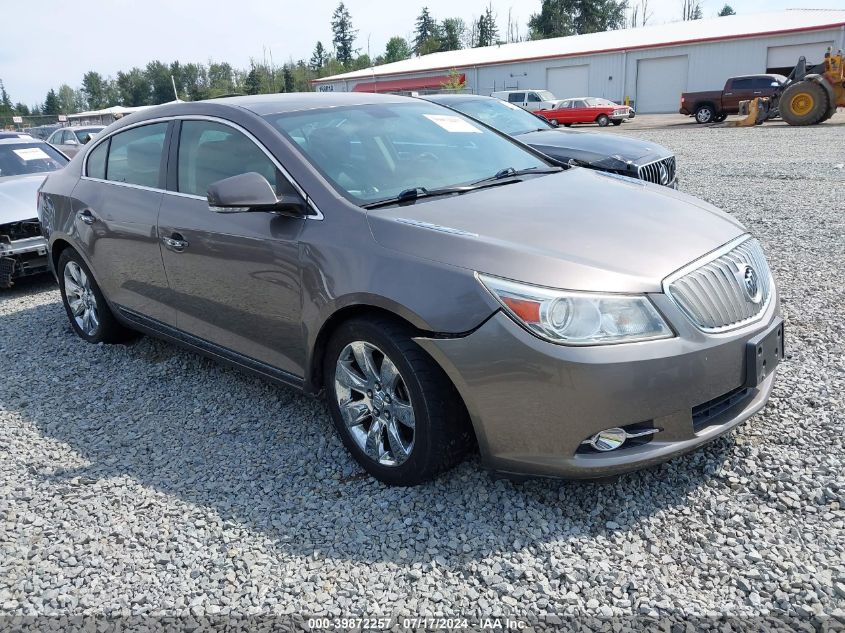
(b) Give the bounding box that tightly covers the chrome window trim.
[82,114,323,220]
[662,233,774,334]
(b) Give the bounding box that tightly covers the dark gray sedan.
[424,94,676,187]
[38,93,781,485]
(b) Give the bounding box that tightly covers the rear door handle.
[163,233,189,252]
[77,209,95,225]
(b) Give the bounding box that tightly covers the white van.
[490,89,561,112]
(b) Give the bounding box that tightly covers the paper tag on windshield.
[13,147,51,161]
[423,114,482,133]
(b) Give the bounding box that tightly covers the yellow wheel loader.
[779,48,844,126]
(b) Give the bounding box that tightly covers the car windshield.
[536,90,556,102]
[447,98,552,136]
[0,141,69,177]
[265,102,549,205]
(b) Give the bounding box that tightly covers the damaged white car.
[0,137,68,288]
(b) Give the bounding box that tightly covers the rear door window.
[106,123,168,188]
[527,92,541,103]
[731,78,754,90]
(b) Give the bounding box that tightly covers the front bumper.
[0,236,50,287]
[415,292,780,480]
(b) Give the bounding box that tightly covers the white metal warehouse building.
[312,9,845,113]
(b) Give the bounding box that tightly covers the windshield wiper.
[362,166,562,209]
[362,186,475,209]
[470,165,562,185]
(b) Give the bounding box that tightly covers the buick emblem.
[735,263,762,304]
[658,161,669,185]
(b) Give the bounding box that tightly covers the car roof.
[204,92,413,115]
[423,93,495,105]
[731,74,785,79]
[0,137,47,145]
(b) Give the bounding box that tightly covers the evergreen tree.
[283,65,295,92]
[244,65,261,95]
[718,4,735,15]
[529,0,627,39]
[476,5,499,47]
[441,18,465,51]
[331,2,357,66]
[310,42,327,71]
[414,7,440,55]
[43,89,61,115]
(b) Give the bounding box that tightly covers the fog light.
[586,427,627,452]
[581,426,661,452]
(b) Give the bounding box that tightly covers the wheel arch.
[305,303,429,396]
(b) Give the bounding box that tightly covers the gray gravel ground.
[1,116,844,627]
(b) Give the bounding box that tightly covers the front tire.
[713,112,728,123]
[611,119,623,126]
[780,81,829,126]
[58,249,133,344]
[324,316,472,486]
[596,114,610,127]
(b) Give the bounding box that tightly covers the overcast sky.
[1,0,841,106]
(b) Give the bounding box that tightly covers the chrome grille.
[665,237,773,332]
[637,156,676,186]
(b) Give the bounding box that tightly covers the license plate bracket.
[745,318,784,388]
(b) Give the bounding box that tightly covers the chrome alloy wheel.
[334,341,416,466]
[63,261,99,336]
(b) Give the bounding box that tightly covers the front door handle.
[163,233,189,252]
[77,209,95,225]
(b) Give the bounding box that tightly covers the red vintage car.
[538,98,632,127]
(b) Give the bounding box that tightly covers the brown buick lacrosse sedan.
[38,93,782,485]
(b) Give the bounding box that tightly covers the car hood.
[0,174,46,224]
[518,129,668,165]
[367,168,745,293]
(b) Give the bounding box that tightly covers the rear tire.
[694,104,715,124]
[324,316,473,486]
[58,249,134,344]
[563,123,572,127]
[713,112,728,123]
[780,81,829,126]
[596,114,610,127]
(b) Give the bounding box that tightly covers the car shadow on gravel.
[3,296,741,565]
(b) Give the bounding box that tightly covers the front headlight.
[478,274,673,346]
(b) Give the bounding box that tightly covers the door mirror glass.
[207,171,306,214]
[548,118,559,127]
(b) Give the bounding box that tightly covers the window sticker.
[13,147,51,161]
[423,114,482,133]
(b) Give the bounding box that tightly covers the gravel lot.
[1,117,844,627]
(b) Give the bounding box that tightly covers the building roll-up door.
[546,65,589,99]
[635,55,689,113]
[766,42,835,75]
